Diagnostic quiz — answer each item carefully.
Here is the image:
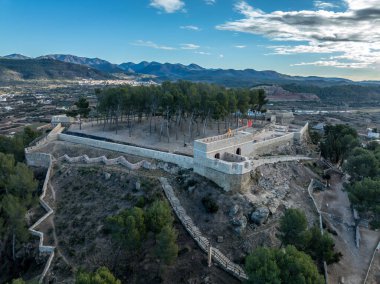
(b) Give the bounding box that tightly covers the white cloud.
[314,1,339,9]
[181,43,200,50]
[204,0,216,5]
[235,45,246,49]
[180,25,201,31]
[219,54,224,58]
[132,40,176,50]
[195,51,211,55]
[150,0,185,13]
[216,0,380,69]
[345,0,380,10]
[292,60,370,69]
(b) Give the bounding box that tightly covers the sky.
[0,0,379,80]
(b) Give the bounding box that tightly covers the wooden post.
[208,245,212,267]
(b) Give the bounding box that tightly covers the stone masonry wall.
[58,133,194,169]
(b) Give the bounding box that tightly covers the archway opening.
[214,153,220,159]
[236,148,241,155]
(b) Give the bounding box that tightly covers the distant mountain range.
[1,53,379,87]
[0,57,115,81]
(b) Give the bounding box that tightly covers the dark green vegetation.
[245,246,325,284]
[67,97,91,119]
[282,84,380,104]
[76,267,121,284]
[106,200,178,266]
[67,97,91,130]
[245,208,340,283]
[343,142,380,228]
[319,124,380,228]
[278,209,342,267]
[0,128,41,282]
[96,81,267,138]
[0,58,114,81]
[320,124,359,164]
[0,127,41,162]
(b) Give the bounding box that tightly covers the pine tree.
[155,225,178,265]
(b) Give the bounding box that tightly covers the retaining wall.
[26,153,55,283]
[307,179,329,283]
[58,133,194,169]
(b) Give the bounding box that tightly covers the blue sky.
[0,0,379,80]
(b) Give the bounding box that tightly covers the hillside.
[282,83,380,103]
[253,85,320,102]
[0,58,115,81]
[37,54,124,73]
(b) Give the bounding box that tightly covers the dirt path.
[314,174,380,284]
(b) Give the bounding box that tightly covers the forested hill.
[282,84,380,104]
[0,58,115,81]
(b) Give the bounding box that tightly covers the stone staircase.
[159,177,248,281]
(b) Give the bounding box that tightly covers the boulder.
[104,172,111,180]
[135,180,141,190]
[251,207,269,225]
[187,185,196,194]
[229,204,240,217]
[232,215,247,234]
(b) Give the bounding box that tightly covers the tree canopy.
[245,246,324,284]
[0,128,40,280]
[278,208,342,267]
[155,224,178,265]
[278,208,308,248]
[94,81,267,139]
[106,199,178,266]
[0,126,41,162]
[320,124,359,164]
[75,267,121,284]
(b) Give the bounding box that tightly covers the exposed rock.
[187,185,196,194]
[135,180,141,190]
[251,207,270,225]
[104,172,111,180]
[266,198,280,214]
[217,236,224,243]
[232,215,247,234]
[229,204,240,217]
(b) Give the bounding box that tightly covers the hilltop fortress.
[24,119,310,281]
[26,120,309,192]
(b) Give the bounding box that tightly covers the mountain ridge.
[0,53,377,87]
[0,58,115,81]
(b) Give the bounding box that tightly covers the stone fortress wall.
[193,123,310,191]
[57,133,194,170]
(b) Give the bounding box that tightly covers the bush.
[146,200,174,233]
[76,266,121,284]
[155,225,178,265]
[135,196,145,208]
[202,196,219,213]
